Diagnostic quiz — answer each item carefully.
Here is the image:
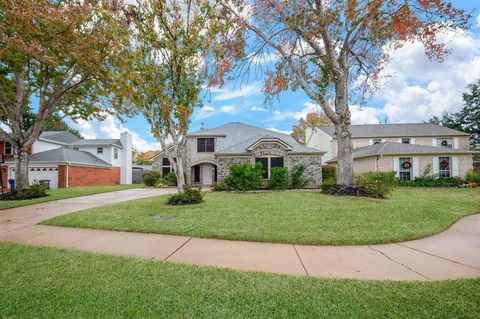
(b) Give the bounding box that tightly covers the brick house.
[1,131,132,189]
[306,123,476,180]
[152,122,324,187]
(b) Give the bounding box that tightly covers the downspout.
[66,162,70,189]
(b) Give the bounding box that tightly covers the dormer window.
[197,138,214,152]
[4,142,13,155]
[372,138,382,145]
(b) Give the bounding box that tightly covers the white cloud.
[250,52,279,64]
[194,104,237,120]
[350,106,384,124]
[69,116,159,152]
[251,106,267,112]
[475,14,480,28]
[212,83,262,101]
[220,105,236,114]
[374,29,480,123]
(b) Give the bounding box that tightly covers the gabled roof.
[69,139,123,148]
[317,123,469,138]
[39,131,123,148]
[39,131,80,144]
[7,148,112,167]
[190,122,322,154]
[326,142,477,162]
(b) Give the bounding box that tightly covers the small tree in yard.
[291,112,331,145]
[0,0,130,189]
[117,0,240,193]
[222,0,470,186]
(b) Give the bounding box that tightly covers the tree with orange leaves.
[291,112,332,145]
[116,0,239,193]
[0,0,130,189]
[222,0,471,186]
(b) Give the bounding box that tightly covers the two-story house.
[1,131,132,189]
[306,123,476,180]
[152,122,324,187]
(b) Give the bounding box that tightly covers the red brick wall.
[0,165,8,190]
[0,141,32,161]
[58,165,121,188]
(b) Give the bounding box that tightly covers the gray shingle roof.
[326,142,477,162]
[191,122,322,154]
[14,148,111,166]
[39,131,80,144]
[318,123,468,138]
[70,139,123,148]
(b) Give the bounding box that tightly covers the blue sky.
[66,1,480,151]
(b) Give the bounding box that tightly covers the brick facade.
[58,165,120,188]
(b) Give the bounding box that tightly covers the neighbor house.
[306,123,476,180]
[152,122,324,187]
[1,131,132,189]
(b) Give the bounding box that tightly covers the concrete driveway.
[0,187,479,281]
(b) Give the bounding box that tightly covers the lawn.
[44,187,480,245]
[0,184,144,210]
[0,242,479,318]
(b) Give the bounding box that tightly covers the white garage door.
[29,167,59,189]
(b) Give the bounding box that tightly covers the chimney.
[200,122,206,130]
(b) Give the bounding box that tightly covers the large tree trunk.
[14,149,29,190]
[334,75,354,187]
[175,156,186,193]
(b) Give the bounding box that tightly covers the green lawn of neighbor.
[0,184,144,210]
[44,187,480,245]
[1,242,479,318]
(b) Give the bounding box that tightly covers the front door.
[201,164,212,186]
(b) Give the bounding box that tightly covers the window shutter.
[411,138,416,144]
[452,156,459,177]
[453,138,458,149]
[433,157,439,174]
[397,138,402,143]
[413,157,420,179]
[393,158,399,177]
[368,139,373,145]
[432,138,436,146]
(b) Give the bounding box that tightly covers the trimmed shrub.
[355,171,397,198]
[398,175,464,187]
[320,178,335,192]
[167,185,204,205]
[165,172,177,185]
[1,183,48,201]
[465,170,480,184]
[322,166,336,181]
[268,167,289,190]
[154,178,168,188]
[225,163,263,191]
[142,170,161,186]
[212,182,228,192]
[290,164,309,189]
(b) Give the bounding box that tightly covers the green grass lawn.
[0,184,144,210]
[1,242,479,318]
[44,187,480,245]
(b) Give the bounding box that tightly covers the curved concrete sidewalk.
[0,188,479,281]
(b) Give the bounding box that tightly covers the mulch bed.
[322,184,371,197]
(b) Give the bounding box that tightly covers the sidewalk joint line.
[164,237,193,261]
[397,243,480,271]
[368,245,430,280]
[293,244,309,276]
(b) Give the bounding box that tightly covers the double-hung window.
[4,142,13,155]
[97,147,104,154]
[438,157,451,178]
[437,138,453,149]
[401,138,410,144]
[162,157,171,176]
[398,157,412,181]
[197,138,215,152]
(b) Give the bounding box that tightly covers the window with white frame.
[438,157,451,178]
[398,157,412,181]
[437,138,453,149]
[401,138,410,144]
[114,147,118,159]
[97,147,104,154]
[4,142,13,155]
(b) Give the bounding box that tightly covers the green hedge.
[268,167,289,190]
[142,170,162,186]
[225,163,263,191]
[355,171,397,198]
[290,164,309,189]
[398,176,464,187]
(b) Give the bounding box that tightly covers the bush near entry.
[142,170,162,186]
[268,167,289,190]
[167,185,204,205]
[225,163,263,191]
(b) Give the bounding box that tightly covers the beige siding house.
[152,122,324,187]
[306,123,476,180]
